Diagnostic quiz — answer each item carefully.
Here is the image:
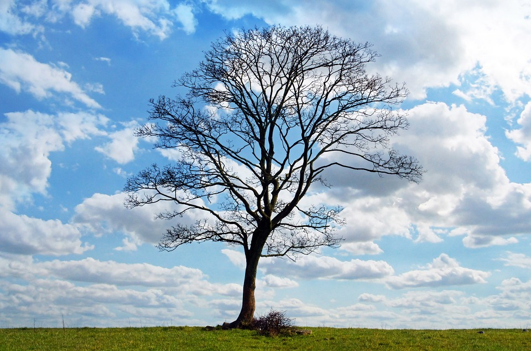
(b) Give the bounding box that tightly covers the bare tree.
[125,26,422,328]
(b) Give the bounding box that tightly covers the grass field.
[1,327,530,350]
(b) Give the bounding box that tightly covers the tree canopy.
[125,25,422,327]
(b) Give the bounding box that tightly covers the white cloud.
[461,235,519,249]
[174,3,197,34]
[95,56,112,65]
[499,252,531,269]
[68,0,195,39]
[84,82,105,95]
[340,242,384,256]
[20,0,48,18]
[482,278,531,315]
[399,103,506,196]
[262,274,299,288]
[316,102,531,248]
[0,111,63,209]
[249,279,531,328]
[72,191,206,245]
[222,249,394,281]
[95,121,139,164]
[56,111,109,143]
[118,306,193,319]
[0,255,242,326]
[205,0,293,21]
[448,183,531,242]
[0,210,93,256]
[72,2,97,27]
[329,196,413,244]
[114,237,139,251]
[298,100,529,248]
[5,0,531,103]
[0,110,107,210]
[386,290,464,309]
[386,254,490,289]
[112,167,132,178]
[0,255,40,280]
[221,248,246,269]
[452,66,496,105]
[507,101,531,161]
[498,277,531,295]
[264,254,394,280]
[414,224,444,244]
[0,48,101,108]
[2,0,198,40]
[227,97,531,253]
[358,293,386,303]
[0,0,38,35]
[0,279,191,323]
[40,257,205,287]
[260,297,330,318]
[205,0,531,103]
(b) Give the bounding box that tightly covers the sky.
[1,0,531,329]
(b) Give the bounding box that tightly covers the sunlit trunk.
[229,250,261,328]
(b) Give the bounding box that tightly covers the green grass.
[0,327,529,350]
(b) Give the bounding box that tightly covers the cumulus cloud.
[0,110,107,210]
[0,48,101,108]
[498,277,531,295]
[313,101,531,248]
[385,290,464,310]
[398,103,506,197]
[498,252,531,269]
[205,0,531,103]
[0,255,242,326]
[252,279,531,328]
[114,237,139,251]
[327,196,412,244]
[340,242,384,256]
[5,0,531,103]
[221,248,246,269]
[57,112,109,143]
[461,234,519,249]
[222,249,394,280]
[260,297,330,318]
[506,101,531,162]
[414,224,444,244]
[0,112,62,209]
[174,3,197,34]
[0,279,191,323]
[227,100,531,254]
[0,109,110,258]
[0,210,93,256]
[94,121,140,164]
[358,293,387,303]
[262,274,299,288]
[72,191,206,246]
[477,278,531,316]
[386,254,490,289]
[40,257,205,287]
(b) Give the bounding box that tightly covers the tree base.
[222,319,254,330]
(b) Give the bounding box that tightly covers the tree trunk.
[228,249,261,328]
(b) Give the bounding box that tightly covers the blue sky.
[1,0,531,329]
